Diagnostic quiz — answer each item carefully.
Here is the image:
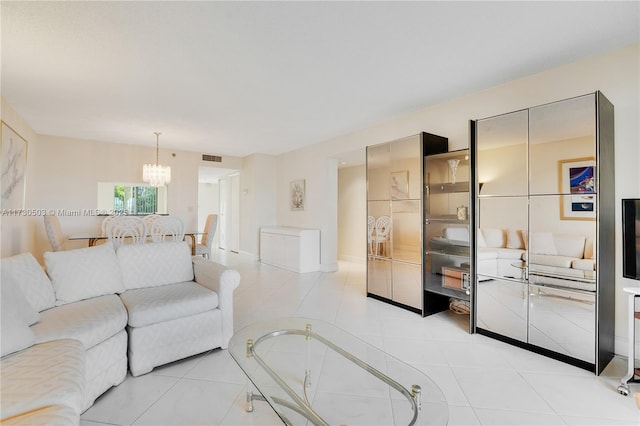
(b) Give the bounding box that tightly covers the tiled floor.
[81,250,639,425]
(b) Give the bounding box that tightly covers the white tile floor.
[81,250,640,425]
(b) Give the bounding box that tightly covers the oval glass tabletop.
[228,317,448,425]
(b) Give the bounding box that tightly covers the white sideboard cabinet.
[260,227,320,273]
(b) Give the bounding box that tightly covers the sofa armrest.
[192,257,240,347]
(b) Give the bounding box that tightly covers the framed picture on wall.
[390,171,409,200]
[290,179,305,211]
[1,121,28,209]
[558,157,596,220]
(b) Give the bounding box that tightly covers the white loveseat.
[0,241,239,425]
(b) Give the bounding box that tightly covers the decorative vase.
[448,159,460,184]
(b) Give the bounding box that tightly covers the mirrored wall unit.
[366,132,448,315]
[471,92,615,374]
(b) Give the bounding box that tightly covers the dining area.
[43,213,218,258]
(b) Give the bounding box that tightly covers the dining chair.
[101,216,116,235]
[195,214,218,259]
[367,215,375,255]
[148,216,185,242]
[106,216,147,249]
[374,215,391,256]
[43,215,67,251]
[143,214,161,228]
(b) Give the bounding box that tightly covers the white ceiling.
[2,1,638,159]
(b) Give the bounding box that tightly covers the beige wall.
[338,165,366,262]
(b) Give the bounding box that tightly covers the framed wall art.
[390,171,409,200]
[290,179,305,211]
[558,157,596,220]
[1,121,28,209]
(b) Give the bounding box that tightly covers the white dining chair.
[101,216,116,235]
[374,215,391,256]
[106,216,147,249]
[195,214,218,259]
[148,216,185,243]
[43,215,67,251]
[143,214,161,228]
[367,215,375,255]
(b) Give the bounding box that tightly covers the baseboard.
[338,254,366,264]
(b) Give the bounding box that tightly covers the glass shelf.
[427,182,470,194]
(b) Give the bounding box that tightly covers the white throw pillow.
[117,241,194,290]
[529,232,558,255]
[1,277,40,326]
[0,309,35,357]
[44,243,125,306]
[506,229,526,249]
[477,229,487,248]
[482,228,505,248]
[1,253,56,312]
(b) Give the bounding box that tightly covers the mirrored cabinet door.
[529,94,596,196]
[367,143,390,201]
[476,110,528,197]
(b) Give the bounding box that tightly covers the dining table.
[67,232,203,255]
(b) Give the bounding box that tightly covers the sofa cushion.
[529,232,558,255]
[0,339,85,420]
[120,281,219,327]
[495,248,525,260]
[572,258,596,271]
[553,234,586,259]
[44,243,125,306]
[32,294,127,350]
[477,248,498,260]
[117,241,194,290]
[528,254,574,269]
[1,253,56,312]
[482,228,505,248]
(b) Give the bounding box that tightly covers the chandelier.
[143,132,171,187]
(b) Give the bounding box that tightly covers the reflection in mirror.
[368,258,391,299]
[529,94,596,195]
[97,182,168,215]
[367,143,390,201]
[529,195,596,288]
[391,200,421,263]
[476,110,528,197]
[528,285,595,363]
[476,276,528,342]
[477,197,528,280]
[389,135,422,200]
[368,200,391,258]
[392,262,422,309]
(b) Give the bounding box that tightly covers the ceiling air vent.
[202,154,222,163]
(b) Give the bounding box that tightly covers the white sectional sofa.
[431,226,595,290]
[0,241,239,425]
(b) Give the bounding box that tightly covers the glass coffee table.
[228,317,448,425]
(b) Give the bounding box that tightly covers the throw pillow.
[529,232,558,255]
[44,243,125,306]
[482,228,505,248]
[1,253,56,312]
[0,309,35,357]
[477,229,487,248]
[506,229,526,249]
[117,241,194,290]
[1,277,40,325]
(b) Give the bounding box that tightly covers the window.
[97,182,168,215]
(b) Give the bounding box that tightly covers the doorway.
[198,167,240,253]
